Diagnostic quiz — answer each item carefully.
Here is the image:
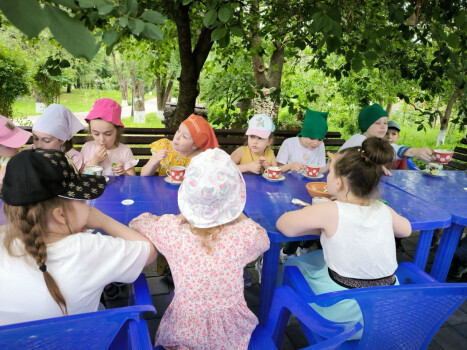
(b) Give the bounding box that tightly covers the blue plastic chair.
[0,273,156,350]
[406,158,420,170]
[282,262,467,349]
[249,286,362,349]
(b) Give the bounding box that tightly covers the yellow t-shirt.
[149,138,192,176]
[238,145,275,172]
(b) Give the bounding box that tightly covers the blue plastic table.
[243,172,452,325]
[381,170,467,282]
[87,175,181,225]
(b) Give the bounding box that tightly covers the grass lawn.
[12,89,153,118]
[123,113,165,128]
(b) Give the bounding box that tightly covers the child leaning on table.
[81,98,138,176]
[277,137,412,339]
[140,114,219,176]
[276,109,329,173]
[130,148,270,350]
[231,113,277,173]
[32,104,85,171]
[0,116,31,185]
[0,149,157,326]
[339,104,432,175]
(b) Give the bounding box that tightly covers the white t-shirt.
[321,200,397,279]
[339,134,405,160]
[0,232,149,326]
[276,137,326,166]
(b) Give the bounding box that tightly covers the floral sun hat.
[178,148,246,228]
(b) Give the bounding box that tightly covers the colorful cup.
[166,166,185,182]
[84,165,103,176]
[305,164,320,177]
[433,149,454,164]
[427,162,443,175]
[265,166,281,180]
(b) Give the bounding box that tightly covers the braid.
[4,199,69,315]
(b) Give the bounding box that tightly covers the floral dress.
[129,213,270,350]
[150,138,192,176]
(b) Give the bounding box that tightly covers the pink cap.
[85,98,123,127]
[0,116,31,148]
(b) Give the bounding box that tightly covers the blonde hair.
[3,197,76,315]
[178,215,232,254]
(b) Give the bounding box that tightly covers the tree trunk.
[156,72,174,120]
[66,84,72,93]
[386,103,393,116]
[437,87,462,146]
[33,88,46,113]
[164,0,214,128]
[112,52,129,107]
[134,79,145,123]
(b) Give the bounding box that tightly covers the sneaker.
[255,257,263,283]
[430,229,441,249]
[296,247,312,256]
[280,247,296,263]
[243,267,252,288]
[103,283,121,300]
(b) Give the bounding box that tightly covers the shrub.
[0,44,29,117]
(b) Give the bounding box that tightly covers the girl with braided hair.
[0,149,157,325]
[276,137,412,339]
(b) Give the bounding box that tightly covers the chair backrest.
[0,305,155,349]
[312,283,467,350]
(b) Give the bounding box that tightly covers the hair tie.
[359,149,375,165]
[39,264,47,272]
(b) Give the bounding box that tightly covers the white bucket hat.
[178,148,246,228]
[246,114,275,139]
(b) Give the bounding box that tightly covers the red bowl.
[433,149,454,164]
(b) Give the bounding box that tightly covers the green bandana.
[297,109,328,139]
[358,104,388,132]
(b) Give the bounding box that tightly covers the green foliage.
[0,44,29,117]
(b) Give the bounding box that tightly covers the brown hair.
[87,120,124,146]
[3,197,76,315]
[334,137,394,197]
[63,139,73,153]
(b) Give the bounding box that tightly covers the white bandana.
[33,104,84,141]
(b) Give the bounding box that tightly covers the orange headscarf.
[182,114,219,151]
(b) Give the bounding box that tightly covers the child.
[81,98,138,176]
[339,104,432,166]
[32,104,85,171]
[0,116,31,184]
[130,148,270,349]
[141,114,219,176]
[0,149,157,326]
[231,113,277,173]
[276,109,328,173]
[277,137,412,338]
[384,120,407,169]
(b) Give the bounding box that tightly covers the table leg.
[430,223,464,282]
[414,229,434,272]
[258,241,281,326]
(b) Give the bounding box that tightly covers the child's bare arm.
[403,147,433,162]
[141,150,168,176]
[123,167,136,176]
[388,207,412,238]
[276,201,336,237]
[87,207,157,265]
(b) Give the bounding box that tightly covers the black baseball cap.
[2,149,106,206]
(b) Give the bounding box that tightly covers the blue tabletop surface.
[380,170,467,225]
[243,172,451,240]
[87,176,181,225]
